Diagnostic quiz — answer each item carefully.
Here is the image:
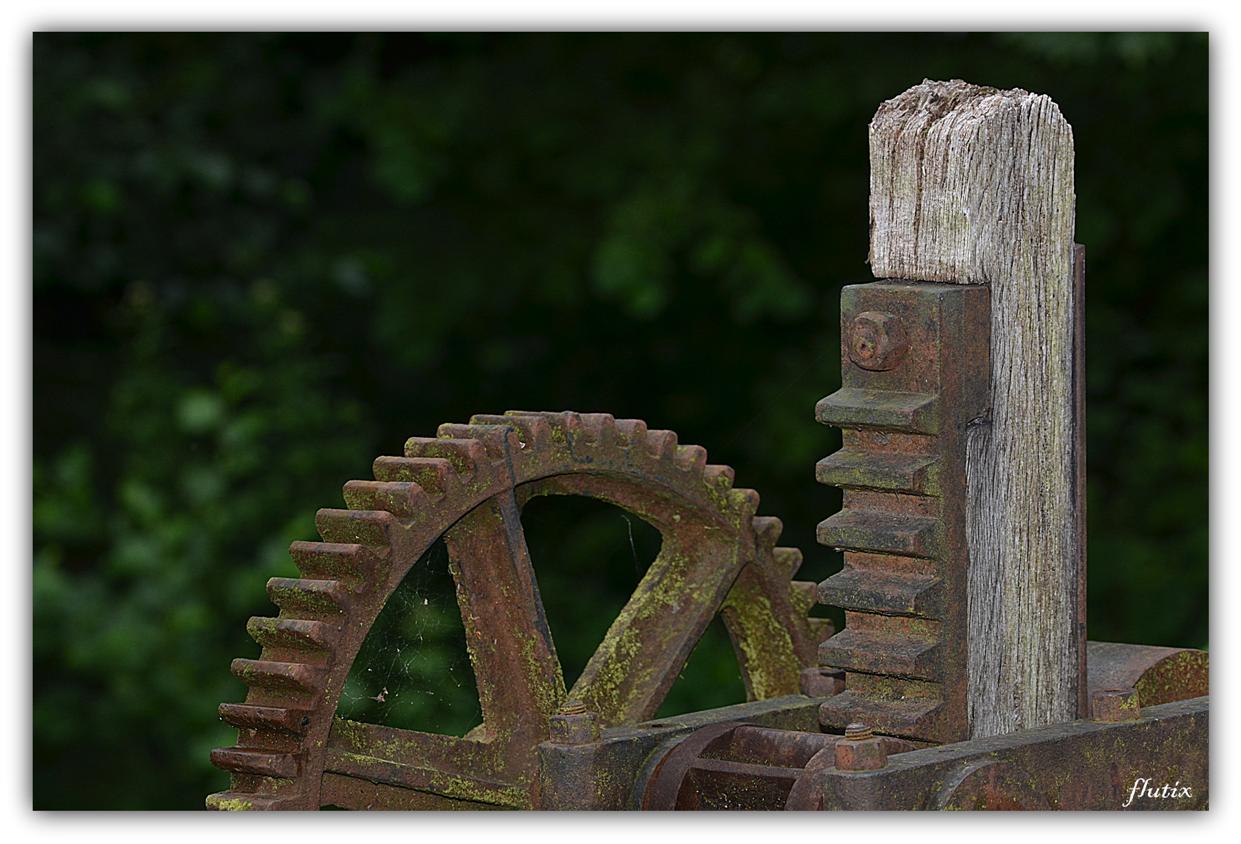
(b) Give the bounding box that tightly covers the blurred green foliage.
[33,32,1207,809]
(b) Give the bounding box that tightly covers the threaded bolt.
[549,699,599,745]
[844,722,873,741]
[835,723,887,771]
[558,698,589,716]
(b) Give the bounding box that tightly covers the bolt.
[559,698,588,716]
[835,722,887,771]
[1092,688,1142,723]
[844,722,873,741]
[848,311,909,371]
[549,698,600,745]
[800,667,846,698]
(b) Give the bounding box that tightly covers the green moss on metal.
[721,589,801,699]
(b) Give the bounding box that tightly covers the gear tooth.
[703,464,736,492]
[266,577,348,616]
[613,418,649,445]
[230,658,324,695]
[288,541,380,586]
[403,436,487,476]
[372,456,453,497]
[789,580,818,616]
[342,480,429,517]
[491,411,586,456]
[577,413,616,442]
[210,747,301,779]
[316,508,395,547]
[773,546,804,579]
[644,429,678,459]
[752,516,783,549]
[505,410,581,443]
[471,413,553,449]
[728,487,761,516]
[436,423,516,457]
[218,703,312,736]
[674,444,708,473]
[246,616,337,652]
[206,790,301,811]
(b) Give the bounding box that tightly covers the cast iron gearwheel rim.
[207,411,827,810]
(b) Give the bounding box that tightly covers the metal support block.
[799,697,1208,810]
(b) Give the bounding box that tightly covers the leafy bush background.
[33,32,1207,809]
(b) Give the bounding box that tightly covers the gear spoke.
[444,493,566,738]
[570,533,748,725]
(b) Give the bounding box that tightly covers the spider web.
[334,499,751,736]
[335,538,481,736]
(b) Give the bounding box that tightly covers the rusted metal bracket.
[801,697,1208,810]
[814,281,989,743]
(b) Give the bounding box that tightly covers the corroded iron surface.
[804,697,1208,810]
[1086,641,1209,707]
[208,411,828,810]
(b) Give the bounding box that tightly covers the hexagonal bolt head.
[548,700,600,745]
[834,726,888,771]
[849,311,909,371]
[1092,688,1142,722]
[799,667,845,698]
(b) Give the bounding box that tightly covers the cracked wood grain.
[868,79,1082,738]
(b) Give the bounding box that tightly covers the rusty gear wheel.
[207,411,828,810]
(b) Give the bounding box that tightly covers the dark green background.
[33,32,1208,809]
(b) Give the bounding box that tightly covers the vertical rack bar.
[814,281,989,744]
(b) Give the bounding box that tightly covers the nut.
[1091,688,1142,723]
[849,311,909,371]
[548,699,600,745]
[799,667,845,697]
[834,723,887,771]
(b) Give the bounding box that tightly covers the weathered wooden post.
[817,79,1085,740]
